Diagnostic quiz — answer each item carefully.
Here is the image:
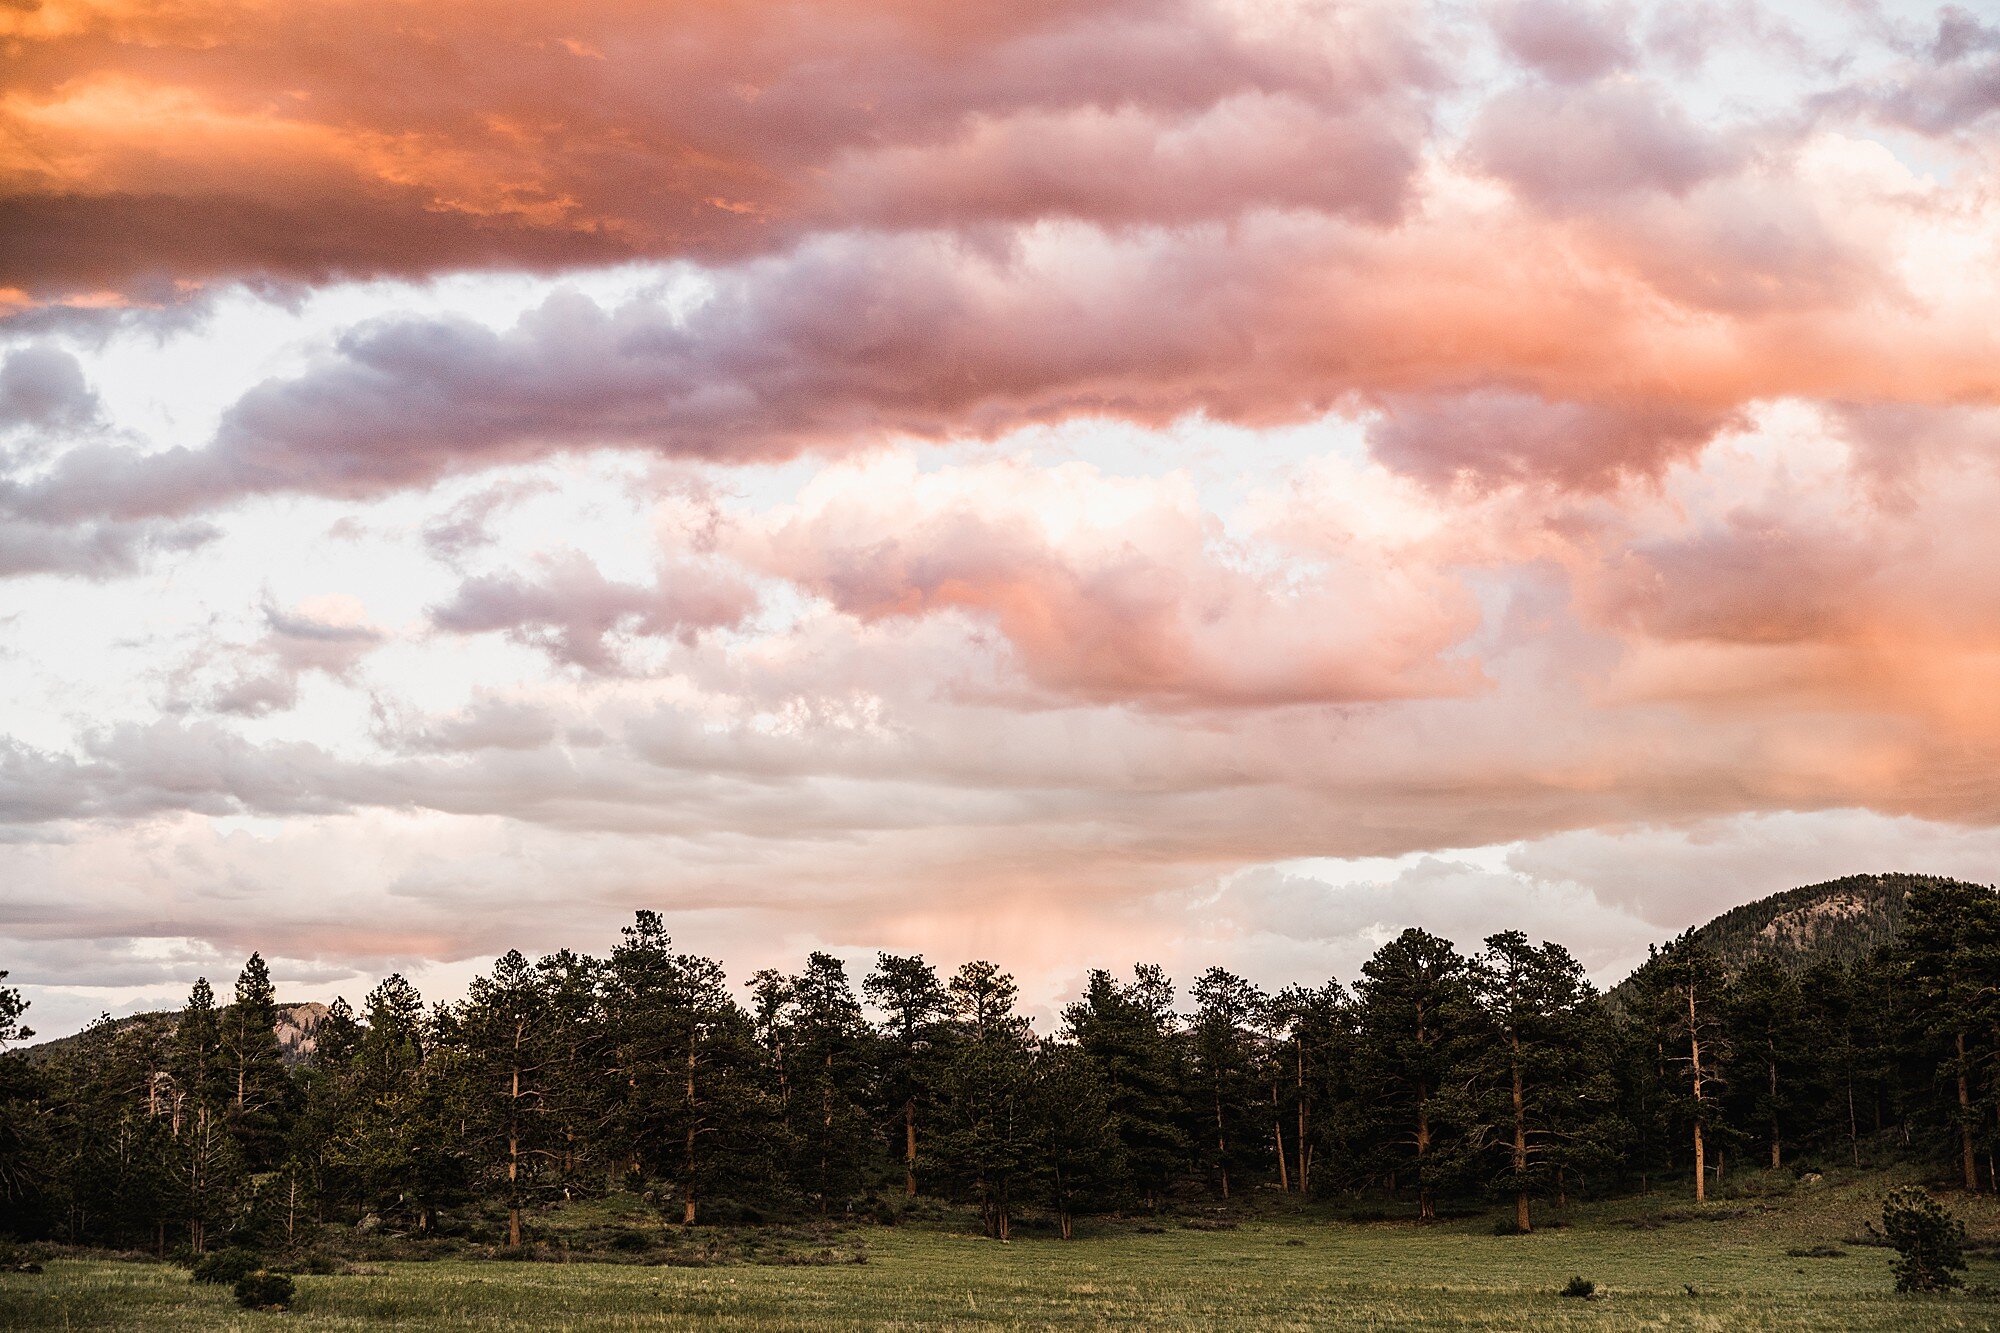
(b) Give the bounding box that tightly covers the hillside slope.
[1605,872,1994,1007]
[24,1001,329,1067]
[1675,872,1951,971]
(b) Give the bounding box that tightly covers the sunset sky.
[6,0,2000,1035]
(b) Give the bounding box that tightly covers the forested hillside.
[23,1003,329,1070]
[1675,873,1935,972]
[3,877,1999,1259]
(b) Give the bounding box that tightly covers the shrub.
[1882,1187,1968,1293]
[233,1270,296,1310]
[1559,1275,1595,1299]
[189,1248,261,1286]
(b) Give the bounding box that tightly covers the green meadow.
[7,1174,2000,1330]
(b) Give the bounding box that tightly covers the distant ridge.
[23,1000,329,1067]
[1674,872,1956,970]
[1607,872,1995,1005]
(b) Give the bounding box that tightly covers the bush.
[189,1248,261,1286]
[1559,1275,1595,1299]
[1882,1186,1968,1293]
[233,1270,296,1310]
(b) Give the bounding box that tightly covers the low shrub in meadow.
[233,1270,296,1310]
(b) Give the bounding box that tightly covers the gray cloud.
[429,550,756,672]
[1491,0,1634,84]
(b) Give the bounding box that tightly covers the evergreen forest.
[6,877,2000,1255]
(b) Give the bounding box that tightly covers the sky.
[5,0,2000,1037]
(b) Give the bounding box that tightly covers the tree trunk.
[1416,1092,1434,1221]
[1688,980,1706,1203]
[1296,1041,1309,1195]
[1693,1120,1706,1204]
[1273,1077,1290,1193]
[1768,1054,1781,1170]
[819,1051,833,1214]
[1958,1031,1979,1191]
[1510,1031,1530,1232]
[685,1029,700,1226]
[1214,1082,1230,1199]
[1847,1078,1859,1167]
[905,1099,918,1198]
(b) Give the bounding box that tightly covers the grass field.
[7,1174,2000,1330]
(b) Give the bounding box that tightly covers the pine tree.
[1462,932,1616,1231]
[782,952,875,1212]
[0,974,45,1237]
[1027,1041,1122,1238]
[1063,966,1187,1210]
[1900,881,2000,1191]
[221,953,293,1169]
[608,914,775,1225]
[535,950,609,1192]
[1799,961,1861,1164]
[931,961,1034,1238]
[170,978,238,1251]
[1629,935,1730,1202]
[1724,956,1808,1172]
[1356,930,1470,1220]
[1187,967,1267,1199]
[458,950,554,1247]
[285,997,358,1232]
[329,974,464,1233]
[864,953,948,1198]
[1266,981,1351,1197]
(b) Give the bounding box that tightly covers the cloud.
[428,549,756,672]
[748,457,1482,706]
[0,0,1437,301]
[1467,81,1745,207]
[1490,0,1634,84]
[382,698,562,755]
[201,596,388,716]
[16,149,1995,531]
[10,0,2000,1036]
[1860,6,2000,136]
[1366,390,1736,489]
[0,514,215,579]
[0,345,99,436]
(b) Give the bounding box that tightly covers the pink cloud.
[748,459,1483,707]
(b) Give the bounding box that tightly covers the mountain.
[23,1001,330,1067]
[1607,872,1993,1006]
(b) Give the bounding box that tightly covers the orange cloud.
[0,0,1433,296]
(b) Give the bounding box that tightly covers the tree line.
[3,880,2000,1252]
